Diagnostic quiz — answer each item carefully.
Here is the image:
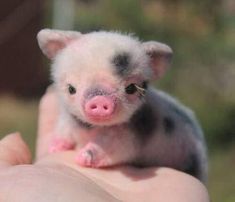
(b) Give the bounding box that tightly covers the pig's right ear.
[37,29,82,59]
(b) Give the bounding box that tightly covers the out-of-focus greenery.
[209,146,235,202]
[0,97,38,153]
[0,0,234,202]
[74,0,235,150]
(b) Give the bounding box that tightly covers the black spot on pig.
[163,117,175,135]
[112,52,131,76]
[129,103,157,143]
[183,153,201,179]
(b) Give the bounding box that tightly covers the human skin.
[0,90,210,202]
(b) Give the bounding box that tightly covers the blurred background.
[0,0,234,201]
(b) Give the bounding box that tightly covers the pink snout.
[84,96,115,120]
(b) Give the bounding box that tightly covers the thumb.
[0,133,31,168]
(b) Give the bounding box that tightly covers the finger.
[36,87,59,159]
[0,133,31,168]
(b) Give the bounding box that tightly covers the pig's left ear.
[142,41,173,79]
[37,29,82,59]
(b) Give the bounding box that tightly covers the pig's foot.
[49,137,75,153]
[76,143,111,167]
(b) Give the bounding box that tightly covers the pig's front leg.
[75,142,110,167]
[49,113,77,153]
[49,136,75,153]
[75,129,137,168]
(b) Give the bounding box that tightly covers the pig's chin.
[73,115,124,128]
[84,114,119,126]
[81,110,130,127]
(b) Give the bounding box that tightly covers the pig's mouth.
[85,112,116,125]
[72,114,116,129]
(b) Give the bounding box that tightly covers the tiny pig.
[37,29,207,182]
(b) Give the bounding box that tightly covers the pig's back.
[131,87,207,182]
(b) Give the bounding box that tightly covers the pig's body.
[37,29,207,182]
[56,87,207,182]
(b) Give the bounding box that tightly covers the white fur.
[37,29,207,182]
[50,31,155,125]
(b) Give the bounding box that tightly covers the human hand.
[0,89,209,202]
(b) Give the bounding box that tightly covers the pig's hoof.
[76,149,94,167]
[49,138,75,153]
[76,145,111,167]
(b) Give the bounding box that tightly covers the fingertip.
[0,132,22,146]
[0,132,32,168]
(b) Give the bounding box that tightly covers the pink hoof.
[75,144,111,168]
[49,138,75,153]
[75,149,94,167]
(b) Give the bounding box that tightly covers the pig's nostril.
[91,105,97,109]
[85,96,115,119]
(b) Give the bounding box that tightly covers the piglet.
[37,29,207,182]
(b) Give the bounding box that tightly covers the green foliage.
[0,97,38,153]
[75,0,235,150]
[209,147,235,202]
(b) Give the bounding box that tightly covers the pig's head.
[37,29,172,127]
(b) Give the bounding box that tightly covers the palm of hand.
[0,91,209,202]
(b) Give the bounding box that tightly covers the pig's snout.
[84,96,115,120]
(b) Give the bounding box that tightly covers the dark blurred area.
[0,0,234,201]
[0,0,49,97]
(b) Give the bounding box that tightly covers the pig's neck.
[71,115,93,129]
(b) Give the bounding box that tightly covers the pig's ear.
[37,29,82,59]
[142,41,173,80]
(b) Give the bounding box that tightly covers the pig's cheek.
[64,94,83,113]
[67,92,76,102]
[126,94,140,103]
[63,88,80,104]
[64,96,75,109]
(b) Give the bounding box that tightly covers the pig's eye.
[125,83,137,94]
[68,84,76,95]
